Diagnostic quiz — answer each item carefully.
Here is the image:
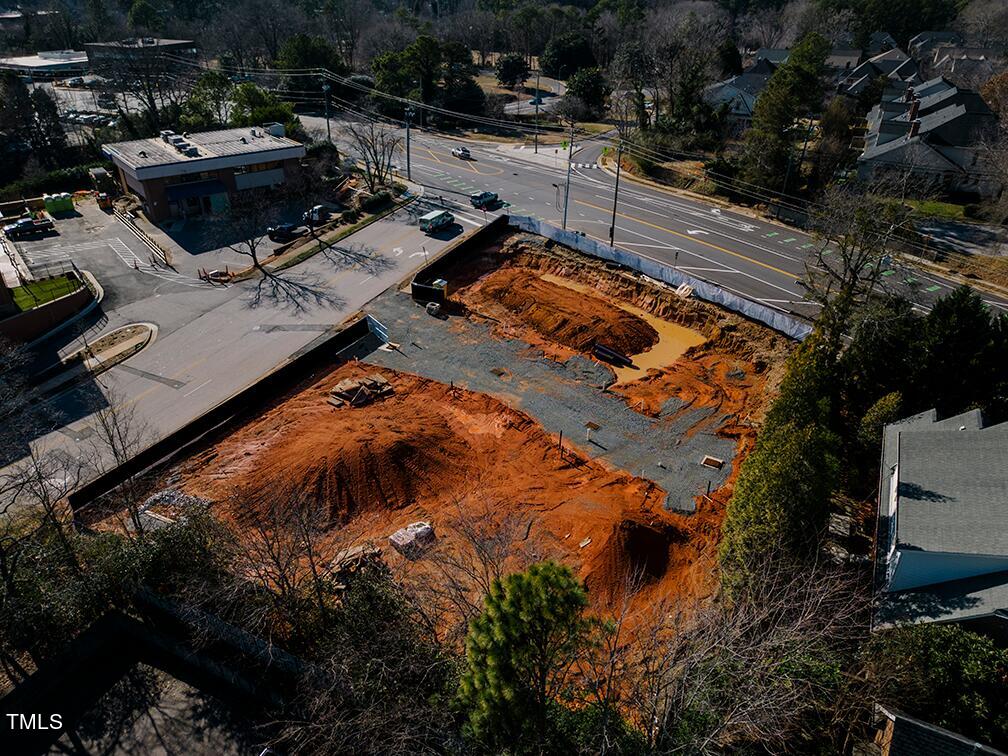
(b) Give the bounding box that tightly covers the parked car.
[419,209,454,233]
[451,146,471,159]
[67,76,85,87]
[470,191,498,210]
[267,223,302,242]
[4,218,54,240]
[302,205,330,225]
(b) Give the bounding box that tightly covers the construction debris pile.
[389,521,437,559]
[327,373,393,408]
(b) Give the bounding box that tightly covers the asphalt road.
[388,128,1008,318]
[11,117,1007,478]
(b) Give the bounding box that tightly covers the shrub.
[0,162,112,202]
[357,190,392,213]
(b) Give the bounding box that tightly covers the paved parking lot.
[13,195,450,481]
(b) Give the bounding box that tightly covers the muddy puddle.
[539,273,706,384]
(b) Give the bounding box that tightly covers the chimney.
[908,99,919,120]
[909,119,920,137]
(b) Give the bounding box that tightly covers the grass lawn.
[906,199,967,221]
[11,275,80,312]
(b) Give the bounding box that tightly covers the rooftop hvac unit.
[174,141,190,152]
[183,146,199,157]
[160,129,175,142]
[169,135,185,145]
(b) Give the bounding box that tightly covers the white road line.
[182,378,212,397]
[614,224,804,299]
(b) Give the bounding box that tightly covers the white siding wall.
[234,167,285,191]
[888,550,1008,592]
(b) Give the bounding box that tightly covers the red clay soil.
[459,267,659,356]
[175,363,723,614]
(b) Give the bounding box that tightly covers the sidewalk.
[36,322,155,396]
[0,236,31,287]
[495,142,585,171]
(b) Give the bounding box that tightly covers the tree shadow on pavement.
[320,241,397,276]
[243,269,347,314]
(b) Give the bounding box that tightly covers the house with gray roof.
[868,32,899,55]
[857,77,999,197]
[839,48,921,98]
[874,408,1008,643]
[908,31,963,59]
[703,71,773,130]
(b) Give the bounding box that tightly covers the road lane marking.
[182,378,212,397]
[576,199,796,279]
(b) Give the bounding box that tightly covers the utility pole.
[534,69,540,154]
[322,83,332,144]
[404,105,414,181]
[608,138,624,247]
[562,120,574,230]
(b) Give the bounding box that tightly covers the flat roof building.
[84,37,197,67]
[0,49,87,78]
[102,125,306,222]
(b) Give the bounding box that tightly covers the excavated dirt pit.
[142,230,791,622]
[450,232,790,423]
[170,363,720,615]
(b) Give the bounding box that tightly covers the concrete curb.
[24,270,104,350]
[37,321,157,396]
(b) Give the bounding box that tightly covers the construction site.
[139,228,792,617]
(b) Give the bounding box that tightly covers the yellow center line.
[575,199,795,278]
[425,147,443,164]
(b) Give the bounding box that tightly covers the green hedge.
[0,162,112,202]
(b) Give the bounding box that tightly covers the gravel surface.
[358,289,737,512]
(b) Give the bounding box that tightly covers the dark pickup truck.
[470,191,498,210]
[3,218,54,240]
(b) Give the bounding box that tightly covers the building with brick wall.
[102,125,307,222]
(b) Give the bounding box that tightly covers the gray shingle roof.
[896,426,1008,555]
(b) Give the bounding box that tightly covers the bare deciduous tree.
[622,560,869,753]
[805,181,918,352]
[345,120,402,193]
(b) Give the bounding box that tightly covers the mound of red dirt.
[174,363,729,617]
[462,267,659,356]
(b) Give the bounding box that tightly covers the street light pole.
[609,138,624,247]
[534,69,540,154]
[322,83,332,144]
[404,105,415,181]
[562,120,574,230]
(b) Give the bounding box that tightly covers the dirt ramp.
[467,267,658,355]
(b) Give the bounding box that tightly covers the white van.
[419,209,454,233]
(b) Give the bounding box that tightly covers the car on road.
[451,146,471,159]
[470,191,498,210]
[529,96,543,105]
[302,205,330,226]
[267,223,302,242]
[4,218,54,240]
[419,209,454,233]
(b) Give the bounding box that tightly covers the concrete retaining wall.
[508,215,813,340]
[0,276,93,343]
[410,215,509,302]
[68,315,373,516]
